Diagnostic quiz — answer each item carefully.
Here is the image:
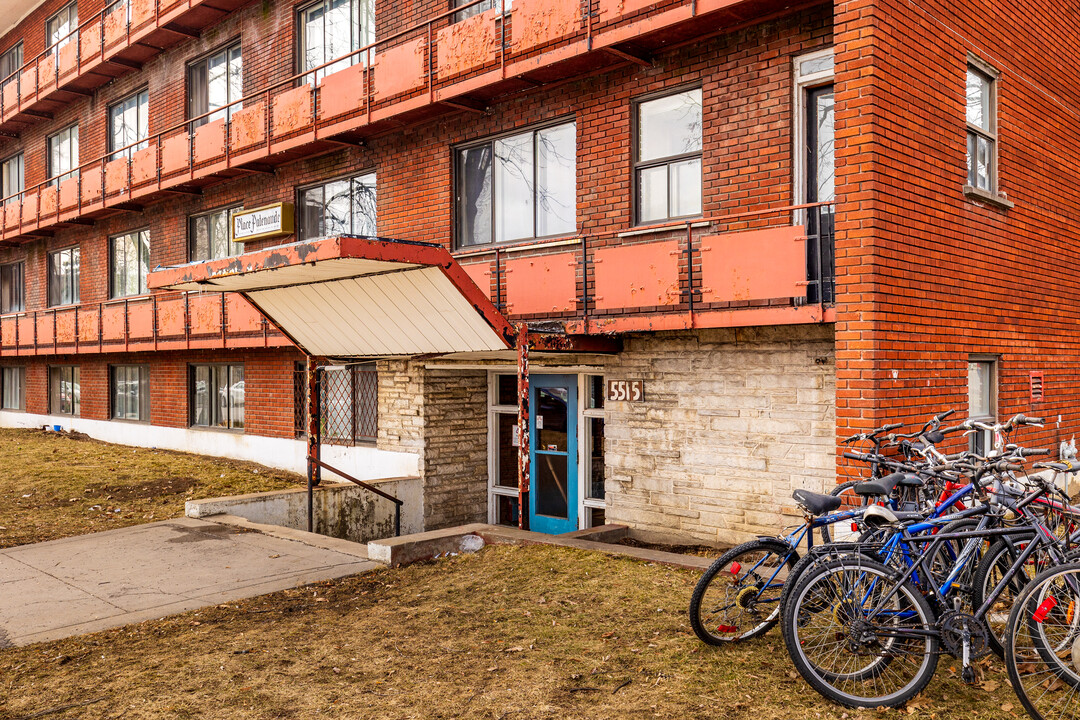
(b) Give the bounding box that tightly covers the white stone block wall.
[601,324,835,545]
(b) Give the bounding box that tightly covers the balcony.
[0,0,801,243]
[0,290,291,357]
[456,203,836,334]
[0,0,256,136]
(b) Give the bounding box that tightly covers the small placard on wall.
[606,379,645,403]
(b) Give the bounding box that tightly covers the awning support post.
[516,324,530,531]
[306,356,322,533]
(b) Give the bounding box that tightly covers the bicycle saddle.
[792,489,843,516]
[854,471,909,496]
[1034,460,1080,474]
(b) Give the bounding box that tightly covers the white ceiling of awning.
[245,265,510,357]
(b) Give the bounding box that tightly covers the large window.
[1,367,24,410]
[111,365,150,421]
[109,230,150,298]
[49,365,80,416]
[294,363,377,444]
[634,88,702,223]
[48,246,80,307]
[298,172,376,240]
[0,43,22,94]
[456,121,576,248]
[47,125,79,187]
[190,206,243,261]
[2,153,23,205]
[966,61,998,194]
[968,358,997,455]
[46,3,78,55]
[1,262,24,314]
[109,90,149,161]
[191,364,245,430]
[298,0,375,84]
[188,42,242,130]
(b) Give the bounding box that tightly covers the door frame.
[486,369,606,532]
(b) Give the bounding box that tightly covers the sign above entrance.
[606,379,644,403]
[232,203,295,243]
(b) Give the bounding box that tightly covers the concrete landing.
[0,517,379,648]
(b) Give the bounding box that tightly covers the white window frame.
[297,0,375,85]
[485,368,606,530]
[968,356,998,456]
[792,47,834,221]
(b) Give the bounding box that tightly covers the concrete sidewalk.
[0,517,378,648]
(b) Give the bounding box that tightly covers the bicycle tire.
[781,556,939,709]
[689,538,798,645]
[972,534,1045,659]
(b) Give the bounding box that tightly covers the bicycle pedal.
[961,666,977,685]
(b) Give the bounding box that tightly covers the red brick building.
[0,0,1057,543]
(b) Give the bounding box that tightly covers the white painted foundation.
[0,411,420,482]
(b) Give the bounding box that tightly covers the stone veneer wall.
[602,325,836,545]
[376,360,489,530]
[375,324,835,543]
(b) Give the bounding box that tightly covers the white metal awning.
[147,237,515,358]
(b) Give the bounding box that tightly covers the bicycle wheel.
[1004,562,1080,720]
[971,535,1042,658]
[689,539,798,645]
[820,480,870,544]
[782,556,939,709]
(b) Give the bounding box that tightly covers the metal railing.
[0,0,717,236]
[0,290,282,355]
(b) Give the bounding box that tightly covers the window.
[1,153,22,205]
[190,206,243,261]
[109,90,149,161]
[48,246,80,307]
[1,367,24,410]
[968,358,997,455]
[456,121,576,247]
[583,375,606,526]
[453,0,512,23]
[47,125,79,187]
[111,365,149,421]
[49,365,80,416]
[634,88,702,223]
[795,49,835,304]
[966,61,998,193]
[0,43,23,94]
[188,42,242,130]
[109,230,150,298]
[298,172,376,240]
[294,363,377,444]
[46,3,78,55]
[489,374,519,526]
[1,262,24,314]
[105,0,129,21]
[298,0,375,84]
[191,364,244,429]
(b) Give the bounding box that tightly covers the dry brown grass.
[0,544,1020,720]
[0,428,300,549]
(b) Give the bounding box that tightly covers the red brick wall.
[833,0,1080,468]
[2,348,302,436]
[0,1,833,442]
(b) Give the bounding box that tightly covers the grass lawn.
[0,544,1019,720]
[0,428,300,549]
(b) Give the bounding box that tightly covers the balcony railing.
[0,0,775,242]
[456,202,836,334]
[0,0,255,135]
[0,290,290,356]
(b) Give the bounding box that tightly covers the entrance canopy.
[147,236,516,358]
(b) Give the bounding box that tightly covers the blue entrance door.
[529,375,578,534]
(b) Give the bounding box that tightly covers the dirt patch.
[0,544,1019,720]
[0,428,299,549]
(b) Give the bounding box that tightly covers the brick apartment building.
[0,0,1067,544]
